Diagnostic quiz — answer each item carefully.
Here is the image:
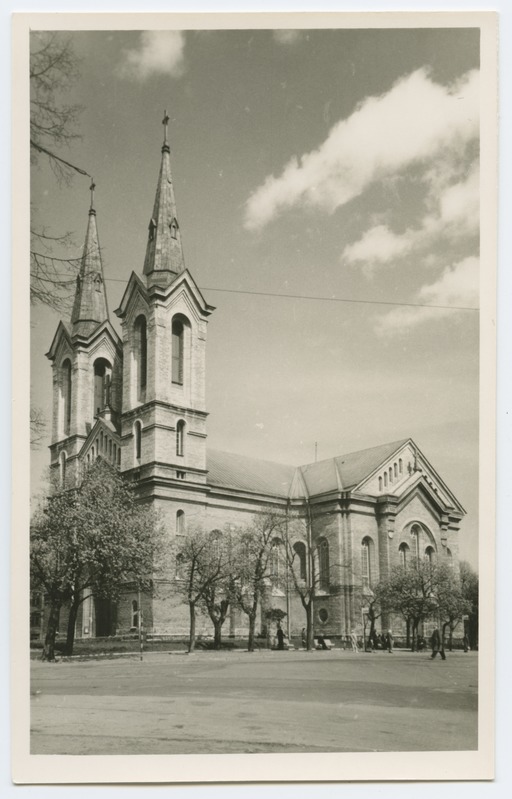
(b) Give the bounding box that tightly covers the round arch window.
[318,608,329,623]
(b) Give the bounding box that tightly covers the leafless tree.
[30,31,91,313]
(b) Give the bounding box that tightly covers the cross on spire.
[89,179,96,213]
[162,110,170,150]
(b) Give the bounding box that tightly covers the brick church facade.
[44,118,466,642]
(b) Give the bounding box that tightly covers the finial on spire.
[162,110,170,153]
[89,179,96,215]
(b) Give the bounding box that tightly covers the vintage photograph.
[15,12,496,783]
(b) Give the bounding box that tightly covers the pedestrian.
[276,623,285,651]
[430,628,446,660]
[462,632,469,653]
[301,627,307,649]
[386,629,394,653]
[350,630,359,652]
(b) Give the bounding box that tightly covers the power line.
[102,276,479,312]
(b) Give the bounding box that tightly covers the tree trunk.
[441,621,450,655]
[42,601,61,661]
[448,624,454,652]
[305,602,314,651]
[247,611,256,653]
[411,620,419,652]
[65,599,81,656]
[213,618,223,649]
[188,601,196,653]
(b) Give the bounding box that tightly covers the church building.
[45,117,466,642]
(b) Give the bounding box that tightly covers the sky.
[30,26,481,565]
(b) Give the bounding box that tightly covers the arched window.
[134,315,147,400]
[93,358,112,417]
[293,541,307,580]
[425,546,435,568]
[361,537,374,590]
[59,451,67,487]
[411,524,421,559]
[389,467,393,483]
[270,538,281,582]
[399,542,409,570]
[446,547,453,569]
[131,600,138,629]
[176,419,185,457]
[175,553,185,580]
[134,421,142,463]
[384,472,388,488]
[176,510,185,536]
[399,458,403,474]
[60,359,72,436]
[317,538,330,590]
[378,476,383,492]
[210,530,222,563]
[172,317,185,385]
[117,447,121,467]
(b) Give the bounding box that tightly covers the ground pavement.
[30,648,478,755]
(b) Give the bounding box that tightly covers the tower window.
[134,315,147,400]
[176,419,185,457]
[60,359,72,436]
[172,318,184,385]
[169,217,179,240]
[59,451,67,487]
[93,358,112,417]
[176,510,185,536]
[134,421,142,463]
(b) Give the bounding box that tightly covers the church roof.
[70,183,109,337]
[206,438,410,500]
[143,112,185,280]
[206,449,296,498]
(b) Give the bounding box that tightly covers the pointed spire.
[143,111,185,282]
[71,181,109,336]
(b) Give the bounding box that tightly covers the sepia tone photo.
[13,11,497,784]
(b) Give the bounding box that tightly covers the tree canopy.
[30,459,164,659]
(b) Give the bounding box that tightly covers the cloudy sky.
[30,26,481,564]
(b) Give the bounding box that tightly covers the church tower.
[115,113,215,488]
[46,183,123,487]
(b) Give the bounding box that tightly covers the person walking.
[386,629,394,653]
[430,628,446,660]
[462,632,470,653]
[276,623,285,651]
[350,630,359,652]
[301,627,307,649]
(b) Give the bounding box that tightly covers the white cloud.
[343,164,479,272]
[375,256,479,335]
[273,30,301,46]
[117,31,185,81]
[244,68,479,230]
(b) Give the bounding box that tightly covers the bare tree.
[175,527,231,653]
[30,31,91,313]
[231,511,287,652]
[30,404,47,450]
[283,508,343,651]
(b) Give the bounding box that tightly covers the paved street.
[30,649,478,755]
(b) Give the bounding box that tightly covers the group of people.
[276,623,470,657]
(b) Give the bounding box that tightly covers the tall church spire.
[71,181,109,336]
[143,111,185,283]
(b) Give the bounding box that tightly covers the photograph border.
[12,8,497,785]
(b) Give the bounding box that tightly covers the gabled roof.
[205,438,463,514]
[114,268,215,320]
